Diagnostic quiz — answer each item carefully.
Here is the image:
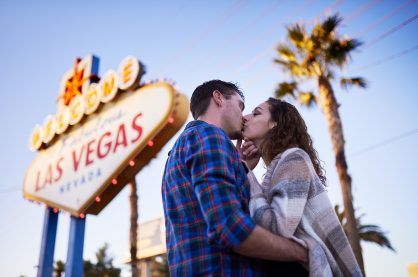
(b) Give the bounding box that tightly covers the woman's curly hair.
[261,98,326,185]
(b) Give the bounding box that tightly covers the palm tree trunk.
[318,76,365,275]
[129,178,140,277]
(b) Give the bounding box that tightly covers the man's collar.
[185,120,208,129]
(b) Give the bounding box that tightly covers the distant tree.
[86,243,121,277]
[53,260,65,277]
[54,243,121,277]
[83,259,95,276]
[151,254,168,277]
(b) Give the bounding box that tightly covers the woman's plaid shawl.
[248,148,362,277]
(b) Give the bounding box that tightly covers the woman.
[241,98,362,277]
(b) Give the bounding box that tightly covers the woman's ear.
[268,121,277,130]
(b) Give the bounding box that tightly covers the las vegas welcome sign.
[23,55,189,217]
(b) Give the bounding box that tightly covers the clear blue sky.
[1,0,417,276]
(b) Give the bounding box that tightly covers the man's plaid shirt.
[162,120,261,276]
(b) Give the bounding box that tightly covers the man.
[161,80,307,276]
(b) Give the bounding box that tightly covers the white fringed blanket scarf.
[248,148,362,277]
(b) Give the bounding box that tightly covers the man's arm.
[235,225,308,264]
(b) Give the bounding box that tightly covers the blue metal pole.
[37,208,59,277]
[65,215,86,277]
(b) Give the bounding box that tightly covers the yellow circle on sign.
[69,94,85,125]
[84,83,101,115]
[100,70,118,103]
[118,56,140,91]
[29,125,43,151]
[42,115,57,144]
[56,107,70,135]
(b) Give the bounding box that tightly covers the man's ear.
[212,90,223,107]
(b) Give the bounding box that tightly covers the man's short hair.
[190,80,244,119]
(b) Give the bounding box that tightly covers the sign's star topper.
[63,58,86,105]
[58,55,99,108]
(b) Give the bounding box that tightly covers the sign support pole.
[37,207,59,277]
[65,215,86,277]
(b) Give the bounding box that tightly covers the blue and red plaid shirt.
[162,120,262,276]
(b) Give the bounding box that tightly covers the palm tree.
[273,14,367,273]
[129,178,139,277]
[334,204,396,253]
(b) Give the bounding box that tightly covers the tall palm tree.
[334,204,396,253]
[129,178,139,277]
[273,14,367,273]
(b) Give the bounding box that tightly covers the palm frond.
[340,77,367,90]
[304,38,315,52]
[274,58,291,68]
[287,23,306,47]
[322,14,343,37]
[334,204,346,224]
[312,22,322,40]
[342,38,363,52]
[359,228,396,252]
[334,204,396,253]
[298,92,317,107]
[311,14,342,45]
[358,224,381,231]
[274,58,309,78]
[275,81,297,98]
[289,61,310,77]
[326,38,363,67]
[301,55,323,77]
[326,71,335,80]
[276,45,296,62]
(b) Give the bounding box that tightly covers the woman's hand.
[236,139,261,170]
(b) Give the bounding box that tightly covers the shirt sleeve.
[249,149,311,237]
[185,127,256,248]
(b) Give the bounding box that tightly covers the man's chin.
[229,131,243,140]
